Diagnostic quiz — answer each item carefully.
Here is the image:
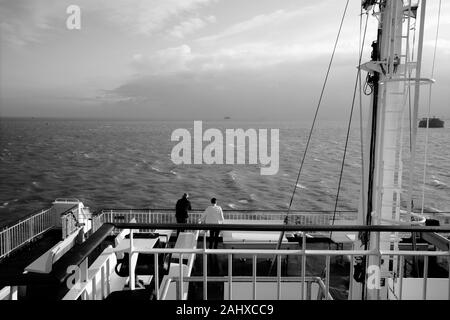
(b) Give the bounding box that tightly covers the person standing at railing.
[175,193,192,235]
[200,198,224,249]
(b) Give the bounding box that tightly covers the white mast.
[354,0,429,300]
[367,0,405,300]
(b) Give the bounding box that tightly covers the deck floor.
[0,229,62,276]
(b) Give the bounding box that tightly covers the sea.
[1,118,449,227]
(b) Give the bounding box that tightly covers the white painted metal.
[0,207,56,259]
[357,0,432,300]
[59,235,450,301]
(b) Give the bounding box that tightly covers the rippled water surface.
[1,118,449,226]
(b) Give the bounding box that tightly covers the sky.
[0,0,449,120]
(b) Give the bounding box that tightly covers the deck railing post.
[301,233,306,300]
[423,255,428,300]
[106,257,111,297]
[100,265,105,299]
[399,255,404,300]
[448,255,450,300]
[228,253,233,300]
[277,254,281,300]
[30,217,34,241]
[179,253,184,300]
[306,281,312,300]
[349,254,354,300]
[155,253,160,300]
[129,226,136,290]
[92,274,97,300]
[203,249,208,300]
[325,256,330,300]
[6,229,11,256]
[252,255,257,300]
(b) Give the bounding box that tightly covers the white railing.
[54,198,81,204]
[138,244,450,300]
[95,209,358,228]
[159,275,332,301]
[62,221,450,301]
[68,240,450,300]
[93,209,450,240]
[0,207,57,260]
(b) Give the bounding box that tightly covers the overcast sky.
[1,0,449,120]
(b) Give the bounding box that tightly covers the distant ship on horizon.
[418,117,444,128]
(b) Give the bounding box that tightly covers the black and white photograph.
[1,0,450,308]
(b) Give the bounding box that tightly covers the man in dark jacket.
[175,193,192,235]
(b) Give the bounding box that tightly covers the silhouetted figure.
[393,54,400,74]
[175,193,191,235]
[201,198,224,249]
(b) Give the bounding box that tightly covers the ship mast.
[354,0,429,300]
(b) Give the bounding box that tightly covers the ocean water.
[0,118,449,227]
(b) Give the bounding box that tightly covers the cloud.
[0,0,59,45]
[196,6,320,43]
[94,0,216,35]
[130,40,359,77]
[169,15,216,38]
[104,38,362,119]
[0,0,217,45]
[99,52,360,121]
[132,45,193,74]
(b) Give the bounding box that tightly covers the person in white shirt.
[200,198,224,249]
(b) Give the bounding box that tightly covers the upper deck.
[1,203,449,300]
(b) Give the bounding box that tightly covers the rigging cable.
[268,0,350,275]
[420,0,442,215]
[281,0,349,226]
[330,12,370,241]
[408,16,418,153]
[358,7,367,230]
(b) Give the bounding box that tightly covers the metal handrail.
[12,221,449,300]
[54,198,80,203]
[0,204,80,260]
[94,209,450,230]
[95,208,450,214]
[97,209,351,215]
[0,207,55,259]
[0,207,53,230]
[160,275,333,300]
[115,223,448,301]
[95,209,359,230]
[113,222,450,233]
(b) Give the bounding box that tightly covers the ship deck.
[0,229,62,276]
[1,207,450,300]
